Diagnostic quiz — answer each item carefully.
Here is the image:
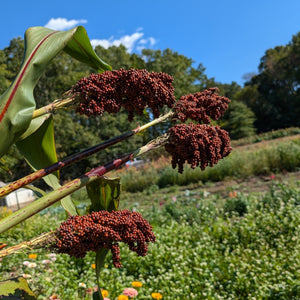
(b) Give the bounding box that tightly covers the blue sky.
[1,0,300,85]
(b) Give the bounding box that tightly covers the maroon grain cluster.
[174,87,230,123]
[165,123,232,173]
[71,69,176,121]
[55,209,155,268]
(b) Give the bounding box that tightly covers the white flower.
[27,262,37,268]
[42,259,52,264]
[23,261,30,266]
[47,253,57,258]
[22,273,31,278]
[78,282,86,288]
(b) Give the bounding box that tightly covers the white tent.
[0,181,35,208]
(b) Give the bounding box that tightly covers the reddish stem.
[0,128,138,198]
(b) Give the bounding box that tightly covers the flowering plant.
[0,26,231,298]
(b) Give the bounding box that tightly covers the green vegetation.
[231,127,300,147]
[115,134,300,192]
[236,32,300,132]
[1,181,300,299]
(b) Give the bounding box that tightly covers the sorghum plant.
[0,26,231,299]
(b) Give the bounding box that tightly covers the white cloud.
[138,39,147,45]
[45,18,87,31]
[91,30,157,53]
[148,37,157,46]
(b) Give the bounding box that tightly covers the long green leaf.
[0,277,36,299]
[16,117,59,187]
[0,25,111,158]
[18,114,51,140]
[16,116,77,216]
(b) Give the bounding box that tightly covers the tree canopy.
[239,32,300,132]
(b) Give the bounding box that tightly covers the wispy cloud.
[45,18,87,31]
[91,30,157,53]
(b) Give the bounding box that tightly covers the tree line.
[0,31,299,183]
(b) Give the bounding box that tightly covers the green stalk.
[0,135,169,234]
[0,110,174,199]
[0,232,55,258]
[95,249,109,300]
[32,97,75,119]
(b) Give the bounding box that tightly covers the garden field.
[1,176,300,299]
[1,133,300,299]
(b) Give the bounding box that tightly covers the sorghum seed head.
[55,209,155,268]
[71,69,176,121]
[165,123,232,173]
[174,87,230,124]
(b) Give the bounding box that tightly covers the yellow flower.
[151,292,163,299]
[117,295,129,300]
[132,281,143,288]
[101,289,109,297]
[28,254,37,259]
[91,263,96,269]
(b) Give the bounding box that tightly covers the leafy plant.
[224,195,248,217]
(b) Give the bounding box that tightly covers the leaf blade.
[0,26,111,158]
[0,277,37,299]
[86,176,121,212]
[16,116,78,216]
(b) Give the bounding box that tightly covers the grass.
[1,179,300,299]
[112,134,300,192]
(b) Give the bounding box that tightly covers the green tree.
[95,45,145,70]
[142,48,208,97]
[3,37,24,81]
[213,81,256,140]
[0,51,12,95]
[241,32,300,132]
[220,100,256,140]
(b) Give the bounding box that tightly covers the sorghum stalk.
[31,96,75,119]
[0,232,55,258]
[0,110,174,198]
[0,135,169,234]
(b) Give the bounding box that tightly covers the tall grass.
[114,137,300,192]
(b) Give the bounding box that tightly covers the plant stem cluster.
[55,209,155,268]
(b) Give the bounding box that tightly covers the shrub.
[224,196,248,217]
